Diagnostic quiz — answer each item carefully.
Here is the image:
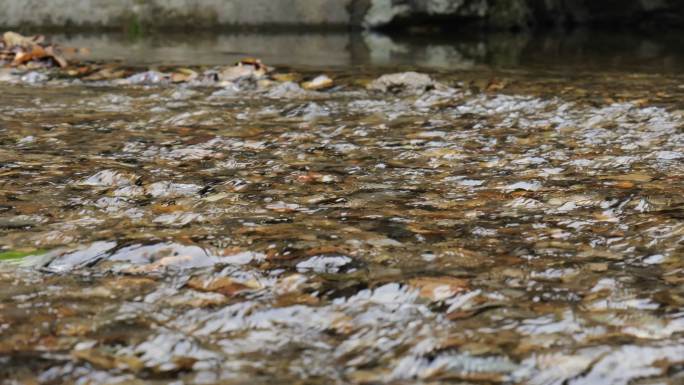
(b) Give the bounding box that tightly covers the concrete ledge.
[0,0,682,30]
[0,0,354,30]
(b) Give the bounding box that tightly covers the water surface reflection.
[48,29,684,72]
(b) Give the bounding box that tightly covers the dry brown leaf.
[73,349,144,372]
[600,173,653,183]
[83,67,128,81]
[44,46,68,68]
[2,31,69,68]
[171,68,198,83]
[302,75,333,90]
[275,292,319,306]
[11,45,46,66]
[186,276,261,296]
[2,31,40,47]
[219,58,269,82]
[272,72,298,82]
[408,276,469,301]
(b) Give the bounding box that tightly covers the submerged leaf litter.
[0,52,683,384]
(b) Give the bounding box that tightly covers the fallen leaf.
[3,31,40,47]
[408,276,469,301]
[171,68,198,83]
[600,173,653,183]
[302,74,333,90]
[186,276,261,296]
[83,67,128,81]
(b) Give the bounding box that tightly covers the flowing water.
[0,31,683,384]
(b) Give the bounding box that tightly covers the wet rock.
[119,71,171,85]
[265,81,315,99]
[368,72,442,94]
[221,251,266,265]
[0,215,46,229]
[145,182,202,198]
[169,88,199,101]
[20,71,48,84]
[152,212,203,227]
[653,150,683,161]
[359,0,684,30]
[112,185,145,198]
[265,201,300,213]
[570,344,684,385]
[128,332,221,373]
[296,255,353,274]
[81,170,135,188]
[362,0,517,29]
[504,181,542,192]
[392,351,518,382]
[208,84,241,99]
[108,242,213,266]
[162,289,229,308]
[44,241,117,273]
[218,59,268,84]
[642,254,666,265]
[283,102,331,121]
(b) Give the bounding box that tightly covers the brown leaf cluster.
[0,31,68,68]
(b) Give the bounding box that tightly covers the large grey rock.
[360,0,684,29]
[363,0,489,28]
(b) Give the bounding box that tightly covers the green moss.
[488,0,532,30]
[126,15,144,40]
[0,249,46,261]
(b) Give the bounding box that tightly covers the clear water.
[0,31,683,384]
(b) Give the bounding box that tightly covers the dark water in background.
[49,29,684,73]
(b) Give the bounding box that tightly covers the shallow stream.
[0,32,683,384]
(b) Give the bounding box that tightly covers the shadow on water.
[50,29,684,73]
